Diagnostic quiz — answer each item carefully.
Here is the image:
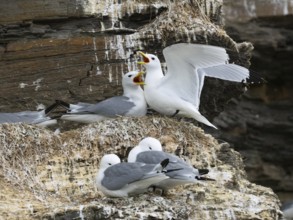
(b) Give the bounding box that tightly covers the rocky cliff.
[0,0,285,219]
[218,0,293,202]
[0,117,281,219]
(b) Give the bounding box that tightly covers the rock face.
[0,0,284,219]
[217,0,293,202]
[224,0,293,22]
[0,118,281,219]
[0,0,251,122]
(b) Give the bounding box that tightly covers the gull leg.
[171,110,180,117]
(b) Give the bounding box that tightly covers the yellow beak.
[133,71,146,85]
[137,51,149,65]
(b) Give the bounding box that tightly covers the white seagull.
[128,137,210,191]
[0,102,60,127]
[138,43,252,129]
[58,70,147,123]
[96,154,169,197]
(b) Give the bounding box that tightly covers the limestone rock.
[218,0,293,201]
[0,117,281,219]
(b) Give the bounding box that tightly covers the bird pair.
[0,43,258,128]
[96,137,211,197]
[58,43,256,129]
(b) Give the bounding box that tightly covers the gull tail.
[192,111,217,129]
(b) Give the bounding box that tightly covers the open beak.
[137,51,150,65]
[133,71,145,85]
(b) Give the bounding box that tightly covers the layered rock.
[0,0,284,218]
[0,117,281,219]
[216,0,293,201]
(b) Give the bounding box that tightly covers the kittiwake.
[128,137,210,191]
[138,43,255,129]
[0,102,60,127]
[58,70,147,123]
[96,153,170,197]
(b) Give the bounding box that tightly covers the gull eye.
[128,75,132,78]
[108,163,112,165]
[151,57,155,60]
[149,146,152,150]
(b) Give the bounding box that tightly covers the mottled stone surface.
[0,118,281,219]
[218,0,293,202]
[224,0,293,22]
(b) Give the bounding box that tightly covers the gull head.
[138,137,163,151]
[100,154,121,170]
[128,137,163,162]
[123,71,145,87]
[137,52,161,69]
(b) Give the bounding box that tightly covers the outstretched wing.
[162,43,248,109]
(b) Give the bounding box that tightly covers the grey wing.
[136,151,168,164]
[0,111,43,124]
[137,151,194,178]
[137,151,188,170]
[102,163,146,190]
[69,96,135,117]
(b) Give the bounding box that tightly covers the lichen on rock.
[0,117,281,219]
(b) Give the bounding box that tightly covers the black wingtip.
[196,176,216,181]
[198,169,209,175]
[246,70,267,85]
[160,158,169,168]
[55,99,70,109]
[44,102,59,115]
[165,168,184,173]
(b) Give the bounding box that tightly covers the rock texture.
[216,0,293,202]
[0,0,251,123]
[0,0,285,218]
[224,0,293,22]
[0,117,281,219]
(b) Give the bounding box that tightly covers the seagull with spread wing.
[138,43,252,129]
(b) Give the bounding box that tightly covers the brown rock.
[218,0,293,202]
[0,117,281,219]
